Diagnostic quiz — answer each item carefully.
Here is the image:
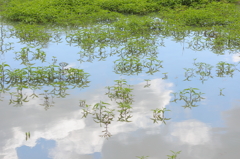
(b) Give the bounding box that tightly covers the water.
[0,23,240,159]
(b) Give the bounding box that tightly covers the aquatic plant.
[219,88,225,96]
[216,61,237,77]
[151,108,171,124]
[167,150,181,159]
[39,90,54,110]
[106,79,133,122]
[25,132,30,141]
[171,87,205,109]
[80,100,114,139]
[144,79,151,88]
[136,156,149,159]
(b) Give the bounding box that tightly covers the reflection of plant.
[193,59,214,83]
[14,46,46,65]
[167,150,181,159]
[0,62,90,104]
[79,100,114,139]
[106,79,133,122]
[151,108,171,124]
[216,61,237,77]
[171,88,204,109]
[144,79,151,88]
[40,90,54,110]
[219,88,225,96]
[25,132,30,141]
[162,72,168,80]
[183,68,195,81]
[136,156,149,159]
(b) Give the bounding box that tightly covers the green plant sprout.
[106,79,133,122]
[25,132,31,141]
[39,90,54,110]
[167,150,181,159]
[216,61,237,77]
[136,156,149,159]
[151,108,171,124]
[171,88,205,109]
[162,72,168,80]
[193,59,214,83]
[144,79,151,88]
[219,88,225,96]
[183,68,195,81]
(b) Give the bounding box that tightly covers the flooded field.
[0,1,240,158]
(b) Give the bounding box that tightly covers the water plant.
[0,60,90,106]
[144,79,151,88]
[171,87,205,109]
[216,61,237,77]
[151,108,171,124]
[219,88,225,96]
[167,150,181,159]
[105,79,133,122]
[25,132,30,141]
[39,90,54,110]
[136,156,149,159]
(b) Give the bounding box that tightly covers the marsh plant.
[0,61,90,105]
[167,150,181,159]
[136,156,149,159]
[162,72,168,80]
[14,46,46,65]
[93,102,115,139]
[151,108,171,124]
[216,61,237,77]
[219,88,225,96]
[80,100,114,139]
[193,59,214,83]
[106,79,133,122]
[25,132,30,141]
[136,150,181,159]
[144,79,151,88]
[183,68,195,81]
[39,90,54,111]
[171,87,205,109]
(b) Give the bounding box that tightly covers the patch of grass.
[160,2,240,27]
[0,0,227,25]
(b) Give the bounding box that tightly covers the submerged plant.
[25,132,30,141]
[144,79,151,88]
[136,156,149,159]
[151,108,171,124]
[106,79,133,122]
[171,87,205,109]
[219,88,225,96]
[216,61,237,77]
[39,90,54,110]
[167,150,181,159]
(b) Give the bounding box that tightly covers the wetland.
[0,0,240,158]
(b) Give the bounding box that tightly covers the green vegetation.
[151,108,171,124]
[1,0,240,28]
[171,87,205,109]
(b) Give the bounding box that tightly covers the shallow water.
[0,23,240,159]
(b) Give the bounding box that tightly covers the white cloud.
[232,53,240,62]
[170,119,211,145]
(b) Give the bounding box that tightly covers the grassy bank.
[0,0,239,26]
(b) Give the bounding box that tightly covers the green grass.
[0,0,229,25]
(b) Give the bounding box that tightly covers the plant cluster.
[0,61,90,105]
[171,87,205,109]
[106,79,134,122]
[151,108,171,124]
[183,59,239,83]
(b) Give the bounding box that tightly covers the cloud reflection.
[0,79,239,159]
